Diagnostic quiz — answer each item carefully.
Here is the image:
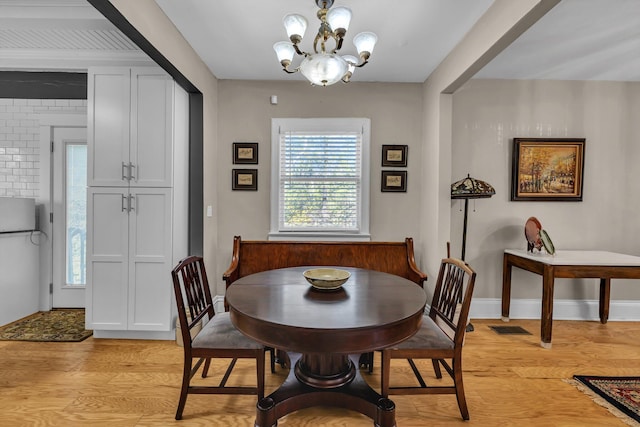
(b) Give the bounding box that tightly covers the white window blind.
[270,118,370,239]
[279,131,361,231]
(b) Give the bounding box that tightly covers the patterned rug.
[568,375,640,426]
[0,309,92,342]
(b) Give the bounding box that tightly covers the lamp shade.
[299,53,348,86]
[273,41,295,63]
[326,6,352,33]
[283,13,308,40]
[353,31,378,56]
[451,174,495,199]
[342,55,358,73]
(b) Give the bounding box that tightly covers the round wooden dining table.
[226,266,427,427]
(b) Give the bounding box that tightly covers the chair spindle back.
[429,258,476,344]
[172,256,215,333]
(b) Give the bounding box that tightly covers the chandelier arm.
[313,32,323,54]
[333,34,344,53]
[354,52,371,68]
[292,43,307,56]
[279,60,299,74]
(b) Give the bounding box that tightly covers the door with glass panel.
[52,127,87,308]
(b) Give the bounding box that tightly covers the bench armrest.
[222,235,242,288]
[405,237,428,287]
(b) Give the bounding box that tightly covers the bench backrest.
[223,236,427,289]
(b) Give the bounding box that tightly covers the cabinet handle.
[121,194,128,212]
[129,194,135,212]
[122,162,128,181]
[129,162,135,181]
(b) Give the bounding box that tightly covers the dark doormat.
[489,325,532,335]
[0,309,92,342]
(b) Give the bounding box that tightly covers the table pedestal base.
[255,353,396,427]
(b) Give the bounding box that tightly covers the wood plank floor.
[0,318,638,426]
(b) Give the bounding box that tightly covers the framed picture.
[232,169,258,191]
[511,138,585,201]
[381,170,407,192]
[233,142,258,164]
[381,145,408,167]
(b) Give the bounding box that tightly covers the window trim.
[269,118,371,241]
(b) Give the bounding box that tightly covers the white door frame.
[38,113,87,311]
[52,127,87,308]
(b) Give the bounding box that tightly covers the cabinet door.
[86,187,129,330]
[127,188,173,331]
[88,68,130,187]
[130,68,174,188]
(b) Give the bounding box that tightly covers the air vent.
[0,28,139,51]
[489,325,531,335]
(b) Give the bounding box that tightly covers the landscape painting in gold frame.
[511,138,585,201]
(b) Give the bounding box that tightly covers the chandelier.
[273,0,378,87]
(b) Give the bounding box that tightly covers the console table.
[501,249,640,348]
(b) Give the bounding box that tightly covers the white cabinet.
[86,187,172,331]
[86,66,188,337]
[88,67,174,188]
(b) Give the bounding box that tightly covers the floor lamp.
[451,174,495,333]
[451,174,496,261]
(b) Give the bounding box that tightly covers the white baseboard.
[470,298,640,321]
[93,330,175,340]
[213,295,226,314]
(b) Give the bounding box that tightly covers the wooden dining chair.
[171,256,265,420]
[380,257,476,420]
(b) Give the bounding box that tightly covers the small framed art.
[381,170,407,192]
[381,145,408,167]
[511,138,585,201]
[232,169,258,191]
[233,142,258,164]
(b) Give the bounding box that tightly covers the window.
[270,118,370,240]
[65,143,87,286]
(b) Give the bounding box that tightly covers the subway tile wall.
[0,98,87,198]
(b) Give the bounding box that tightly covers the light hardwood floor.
[0,318,638,426]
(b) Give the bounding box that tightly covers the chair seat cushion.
[192,312,263,350]
[390,315,454,350]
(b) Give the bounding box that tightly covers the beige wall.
[215,80,423,290]
[108,1,640,320]
[452,79,640,304]
[418,0,561,279]
[108,0,220,271]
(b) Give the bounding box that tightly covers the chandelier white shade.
[300,53,348,86]
[353,32,378,56]
[273,0,377,86]
[283,14,308,41]
[326,7,351,33]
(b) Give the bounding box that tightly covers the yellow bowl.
[303,268,351,290]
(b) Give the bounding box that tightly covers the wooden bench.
[222,235,427,310]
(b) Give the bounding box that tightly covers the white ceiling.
[0,0,639,83]
[154,0,494,83]
[154,0,640,83]
[0,0,152,71]
[475,0,640,81]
